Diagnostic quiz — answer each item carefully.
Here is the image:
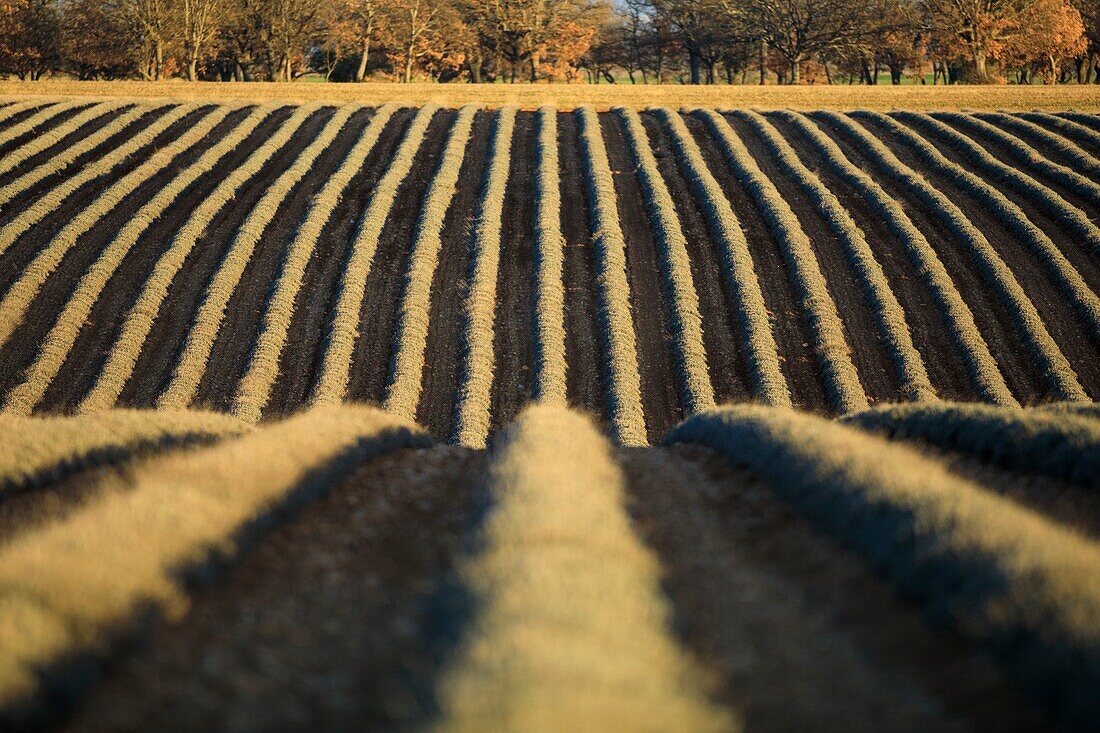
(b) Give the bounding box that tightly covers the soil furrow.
[684,114,830,413]
[812,113,1048,404]
[641,111,750,406]
[601,112,683,441]
[415,110,493,441]
[486,111,537,436]
[346,109,455,404]
[113,108,330,407]
[192,107,374,412]
[766,112,974,402]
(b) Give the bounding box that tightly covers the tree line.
[0,0,1096,83]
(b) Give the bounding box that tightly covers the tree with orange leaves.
[1002,0,1086,80]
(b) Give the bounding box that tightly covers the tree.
[60,0,145,78]
[0,0,61,79]
[180,0,224,79]
[1003,0,1086,79]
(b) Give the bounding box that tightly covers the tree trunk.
[758,39,766,84]
[188,56,198,81]
[356,38,370,82]
[530,52,539,82]
[404,46,414,82]
[689,50,700,85]
[973,49,987,81]
[790,58,800,84]
[470,56,482,83]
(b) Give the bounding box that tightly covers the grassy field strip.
[933,112,1100,208]
[821,112,1087,402]
[878,112,1100,346]
[2,106,274,416]
[698,108,867,414]
[0,101,129,180]
[890,112,1100,255]
[576,105,648,446]
[0,404,429,718]
[618,108,715,415]
[232,105,400,423]
[0,103,199,258]
[312,104,438,406]
[78,104,321,413]
[666,404,1100,727]
[0,104,163,207]
[0,105,234,362]
[531,106,567,406]
[1016,111,1100,150]
[454,106,517,447]
[157,105,360,410]
[842,402,1100,488]
[433,404,732,732]
[652,109,791,408]
[0,100,52,127]
[735,110,935,403]
[975,111,1100,179]
[1056,111,1100,130]
[0,100,87,156]
[0,410,246,498]
[777,111,1016,405]
[383,105,478,421]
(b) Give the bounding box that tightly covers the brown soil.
[556,112,606,426]
[858,113,1100,400]
[416,110,492,441]
[59,446,487,733]
[192,107,377,413]
[684,112,832,413]
[114,108,331,407]
[640,111,751,405]
[487,111,537,435]
[601,112,684,442]
[767,112,976,402]
[811,112,1049,405]
[0,107,248,406]
[266,108,415,415]
[621,444,1051,732]
[726,112,899,405]
[346,109,455,404]
[32,106,296,411]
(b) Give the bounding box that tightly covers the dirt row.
[1,105,1098,440]
[6,433,1071,731]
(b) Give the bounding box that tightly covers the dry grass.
[666,404,1100,727]
[617,107,715,414]
[0,404,429,717]
[977,111,1100,178]
[232,104,399,423]
[4,82,1100,110]
[531,106,568,406]
[576,105,648,446]
[0,409,245,497]
[734,109,935,403]
[698,108,867,414]
[842,402,1100,488]
[384,104,479,421]
[312,103,438,405]
[652,108,791,408]
[78,103,314,413]
[0,100,84,153]
[434,404,733,732]
[454,106,517,447]
[1017,111,1100,151]
[157,104,360,410]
